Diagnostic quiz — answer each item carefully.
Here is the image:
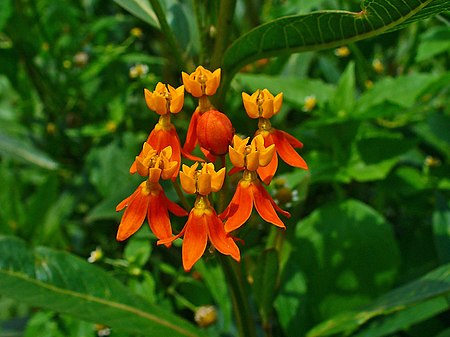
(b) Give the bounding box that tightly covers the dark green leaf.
[223,0,450,75]
[252,249,279,322]
[0,0,12,31]
[433,193,450,264]
[330,61,355,115]
[0,236,204,337]
[306,263,450,337]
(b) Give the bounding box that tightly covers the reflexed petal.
[224,182,254,232]
[207,211,240,262]
[182,212,208,271]
[242,92,259,119]
[183,110,200,154]
[279,129,303,148]
[116,186,150,241]
[162,193,188,217]
[147,192,173,245]
[257,152,278,185]
[273,130,308,169]
[252,182,286,228]
[116,183,143,211]
[157,227,185,246]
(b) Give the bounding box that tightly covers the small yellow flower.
[130,27,143,38]
[302,95,317,112]
[334,46,350,57]
[182,66,221,97]
[144,82,184,115]
[242,89,283,119]
[195,305,217,328]
[129,64,149,78]
[229,135,275,171]
[372,59,384,74]
[424,156,440,167]
[180,162,226,196]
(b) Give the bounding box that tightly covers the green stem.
[172,179,191,212]
[219,255,257,337]
[149,0,186,71]
[210,0,236,70]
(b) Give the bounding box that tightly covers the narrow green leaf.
[223,0,450,75]
[330,61,356,115]
[252,249,279,322]
[0,236,204,337]
[306,263,450,337]
[0,131,58,170]
[113,0,159,29]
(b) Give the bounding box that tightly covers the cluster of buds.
[116,66,308,271]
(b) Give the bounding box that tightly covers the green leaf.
[0,0,12,31]
[306,263,450,337]
[330,61,356,115]
[0,236,204,337]
[416,26,450,62]
[0,130,58,170]
[223,0,450,75]
[275,199,400,335]
[113,0,160,29]
[252,249,279,322]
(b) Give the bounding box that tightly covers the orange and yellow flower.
[116,144,187,243]
[158,162,240,271]
[243,88,308,184]
[130,83,184,179]
[220,135,290,232]
[182,66,221,97]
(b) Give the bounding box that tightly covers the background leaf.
[113,0,160,29]
[222,0,450,75]
[0,236,204,337]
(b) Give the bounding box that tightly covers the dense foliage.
[0,1,449,337]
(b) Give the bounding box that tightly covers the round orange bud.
[196,110,233,156]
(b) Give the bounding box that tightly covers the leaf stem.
[219,255,257,337]
[149,0,186,71]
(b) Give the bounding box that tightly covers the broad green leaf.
[416,26,450,62]
[223,0,450,76]
[113,0,160,29]
[0,236,204,337]
[306,263,450,337]
[352,297,449,337]
[124,236,152,267]
[330,61,355,115]
[252,249,279,322]
[0,131,58,170]
[275,199,400,336]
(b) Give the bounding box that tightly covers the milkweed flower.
[242,89,308,185]
[117,144,187,244]
[182,66,232,161]
[158,162,240,271]
[130,83,184,180]
[220,135,290,232]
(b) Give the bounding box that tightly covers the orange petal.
[257,152,278,185]
[183,110,200,154]
[279,129,303,148]
[251,182,286,228]
[273,130,308,169]
[116,186,150,241]
[147,192,173,245]
[116,184,142,211]
[182,211,208,271]
[207,211,240,262]
[224,182,254,232]
[257,180,290,218]
[162,192,188,217]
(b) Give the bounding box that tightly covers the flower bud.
[196,110,233,156]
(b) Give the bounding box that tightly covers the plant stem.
[172,179,191,212]
[149,0,186,72]
[219,255,257,337]
[210,0,236,70]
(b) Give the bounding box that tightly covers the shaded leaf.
[306,263,450,337]
[223,0,450,75]
[433,193,450,264]
[0,236,204,337]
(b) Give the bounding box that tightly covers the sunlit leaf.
[0,236,204,337]
[113,0,160,29]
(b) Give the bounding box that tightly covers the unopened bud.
[196,110,233,156]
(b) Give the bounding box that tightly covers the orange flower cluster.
[116,66,308,271]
